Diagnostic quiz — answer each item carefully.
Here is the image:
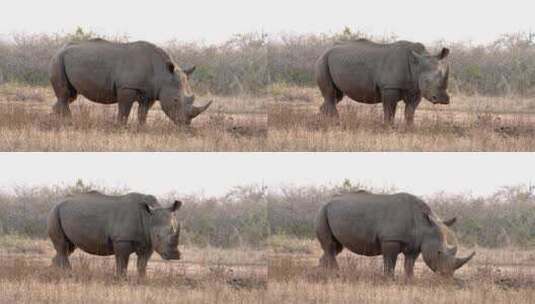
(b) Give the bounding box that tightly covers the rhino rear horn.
[190,100,213,118]
[454,251,476,270]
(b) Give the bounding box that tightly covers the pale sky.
[0,153,533,198]
[1,1,534,44]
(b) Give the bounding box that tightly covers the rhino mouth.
[161,251,181,260]
[430,95,450,105]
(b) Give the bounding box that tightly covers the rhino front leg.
[114,241,134,278]
[381,89,401,126]
[137,103,150,126]
[137,98,155,126]
[403,94,421,127]
[403,253,419,279]
[117,89,137,125]
[136,253,151,278]
[382,241,401,278]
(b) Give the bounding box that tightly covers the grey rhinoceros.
[316,39,450,126]
[47,191,182,278]
[49,39,212,125]
[316,191,475,278]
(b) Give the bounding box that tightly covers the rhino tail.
[315,204,343,256]
[315,51,343,103]
[49,48,77,100]
[47,204,75,257]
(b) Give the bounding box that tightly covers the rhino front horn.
[190,100,213,118]
[454,251,476,270]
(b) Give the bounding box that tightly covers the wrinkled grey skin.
[47,191,182,278]
[316,39,450,126]
[49,39,212,125]
[316,191,475,279]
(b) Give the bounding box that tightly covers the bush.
[267,181,535,248]
[1,28,535,96]
[0,181,268,249]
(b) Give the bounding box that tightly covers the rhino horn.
[446,246,458,256]
[190,100,213,118]
[454,251,476,270]
[443,217,456,226]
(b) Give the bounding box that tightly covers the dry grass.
[0,235,267,303]
[2,84,535,151]
[267,236,535,304]
[0,84,267,151]
[268,86,535,151]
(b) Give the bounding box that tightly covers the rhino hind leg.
[50,53,77,118]
[52,96,76,118]
[319,91,342,118]
[316,55,342,118]
[316,206,343,270]
[51,236,75,270]
[48,205,75,270]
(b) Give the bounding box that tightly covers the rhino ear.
[167,62,175,73]
[437,48,450,60]
[142,203,153,215]
[443,217,457,227]
[170,200,182,212]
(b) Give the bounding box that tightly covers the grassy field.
[267,236,535,304]
[0,84,267,151]
[0,235,267,304]
[268,86,535,151]
[3,84,535,151]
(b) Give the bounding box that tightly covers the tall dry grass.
[267,86,535,151]
[0,236,267,304]
[0,84,267,151]
[267,236,535,304]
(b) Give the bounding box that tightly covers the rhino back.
[326,40,425,101]
[57,192,150,256]
[325,192,427,255]
[60,40,166,103]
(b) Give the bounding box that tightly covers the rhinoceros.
[47,191,182,278]
[316,191,475,278]
[316,39,450,126]
[49,39,212,125]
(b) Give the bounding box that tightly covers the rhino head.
[146,200,182,260]
[410,48,451,105]
[159,64,213,125]
[421,216,475,277]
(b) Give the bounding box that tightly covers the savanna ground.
[268,235,535,304]
[268,85,535,151]
[0,235,267,304]
[1,183,535,303]
[3,83,535,151]
[0,184,268,303]
[0,84,267,151]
